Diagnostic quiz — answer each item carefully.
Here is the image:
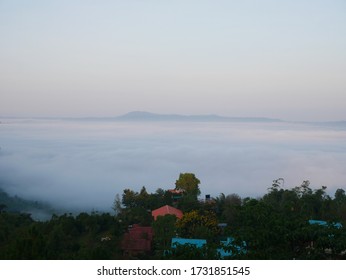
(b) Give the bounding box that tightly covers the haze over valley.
[1,115,345,212]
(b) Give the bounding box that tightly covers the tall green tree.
[152,214,177,253]
[175,173,201,197]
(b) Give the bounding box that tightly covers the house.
[167,189,184,202]
[152,205,183,221]
[121,224,154,256]
[171,237,246,259]
[309,219,342,229]
[171,237,207,248]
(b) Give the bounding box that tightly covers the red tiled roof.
[168,189,184,194]
[152,205,183,220]
[122,237,151,252]
[121,224,153,252]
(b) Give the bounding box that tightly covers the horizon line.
[0,111,346,124]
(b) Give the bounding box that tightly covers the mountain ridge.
[115,111,284,123]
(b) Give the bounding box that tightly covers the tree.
[221,194,242,225]
[152,214,177,253]
[235,198,297,259]
[0,204,7,213]
[112,194,122,215]
[333,189,346,224]
[175,173,201,197]
[122,189,138,208]
[335,189,346,202]
[176,210,220,241]
[149,188,173,209]
[164,243,219,260]
[177,194,201,212]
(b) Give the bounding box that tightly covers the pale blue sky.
[1,0,345,121]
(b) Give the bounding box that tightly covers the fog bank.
[1,119,345,211]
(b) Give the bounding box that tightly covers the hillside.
[0,188,56,220]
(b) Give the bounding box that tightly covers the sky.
[1,0,346,121]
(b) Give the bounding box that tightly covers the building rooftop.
[121,224,154,254]
[171,237,207,248]
[152,205,183,220]
[309,219,342,229]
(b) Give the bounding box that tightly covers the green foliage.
[175,173,201,197]
[176,210,220,241]
[152,215,177,254]
[215,193,241,224]
[176,194,201,212]
[118,187,174,226]
[231,181,346,259]
[0,211,123,260]
[1,176,346,260]
[333,189,346,224]
[164,243,220,260]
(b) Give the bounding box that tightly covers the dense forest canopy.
[1,173,346,260]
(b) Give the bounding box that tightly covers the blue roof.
[309,219,328,226]
[309,219,342,229]
[170,237,246,259]
[171,237,206,248]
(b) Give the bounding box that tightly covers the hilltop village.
[1,173,346,259]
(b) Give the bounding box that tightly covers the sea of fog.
[0,118,346,212]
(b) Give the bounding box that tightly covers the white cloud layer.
[1,119,346,211]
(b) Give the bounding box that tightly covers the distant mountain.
[115,111,283,123]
